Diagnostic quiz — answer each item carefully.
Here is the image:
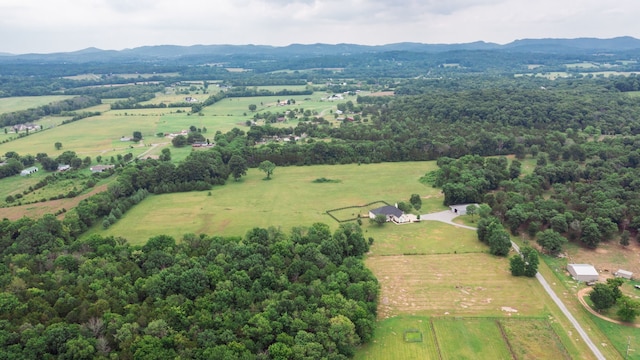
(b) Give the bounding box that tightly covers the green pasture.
[0,167,51,201]
[434,318,512,359]
[86,161,441,244]
[0,95,74,114]
[356,316,571,360]
[0,88,347,160]
[0,109,172,158]
[591,317,640,360]
[354,316,439,360]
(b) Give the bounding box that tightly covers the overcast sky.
[1,0,639,54]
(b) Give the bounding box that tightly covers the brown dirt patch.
[367,91,395,97]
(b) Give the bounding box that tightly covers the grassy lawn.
[86,161,442,244]
[366,221,482,256]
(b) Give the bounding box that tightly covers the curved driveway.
[421,210,606,360]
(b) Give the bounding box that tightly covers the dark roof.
[370,205,403,218]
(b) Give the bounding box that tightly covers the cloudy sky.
[1,0,638,54]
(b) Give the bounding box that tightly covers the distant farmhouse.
[20,166,38,176]
[90,165,115,173]
[567,264,599,282]
[185,97,198,103]
[369,205,410,224]
[57,164,70,172]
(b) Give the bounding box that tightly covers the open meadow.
[86,161,444,244]
[0,95,74,114]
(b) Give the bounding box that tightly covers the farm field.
[0,95,74,114]
[355,316,572,360]
[86,161,443,244]
[0,88,345,161]
[366,253,547,319]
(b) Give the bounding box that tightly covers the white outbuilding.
[614,269,633,280]
[567,264,599,282]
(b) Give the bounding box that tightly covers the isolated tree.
[228,155,248,181]
[466,204,478,219]
[620,230,630,246]
[258,160,276,179]
[159,148,171,161]
[248,104,257,112]
[487,223,512,256]
[409,194,422,210]
[133,131,142,142]
[589,283,616,311]
[54,142,63,150]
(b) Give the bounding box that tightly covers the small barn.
[449,203,478,215]
[369,205,410,224]
[20,166,38,176]
[567,264,599,282]
[90,165,115,173]
[615,269,633,280]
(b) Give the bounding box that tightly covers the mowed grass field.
[367,253,547,319]
[86,161,444,244]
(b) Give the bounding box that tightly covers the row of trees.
[0,96,101,127]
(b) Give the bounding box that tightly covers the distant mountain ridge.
[3,37,640,63]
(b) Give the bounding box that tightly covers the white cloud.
[0,0,639,53]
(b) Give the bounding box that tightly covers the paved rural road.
[422,210,607,360]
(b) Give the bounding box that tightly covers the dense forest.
[0,219,377,359]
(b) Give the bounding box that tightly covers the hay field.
[367,253,546,319]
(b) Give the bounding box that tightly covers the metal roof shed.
[567,264,599,282]
[615,269,633,280]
